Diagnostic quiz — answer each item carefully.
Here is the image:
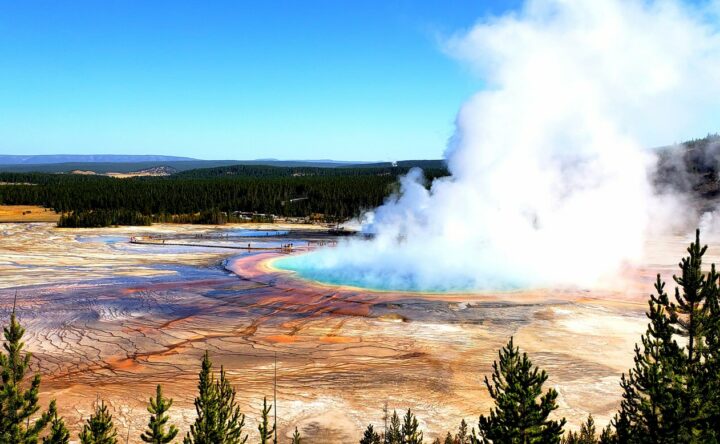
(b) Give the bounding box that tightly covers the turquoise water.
[273,253,521,293]
[76,235,128,244]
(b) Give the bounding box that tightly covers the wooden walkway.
[129,238,308,252]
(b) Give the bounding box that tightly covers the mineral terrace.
[0,222,713,443]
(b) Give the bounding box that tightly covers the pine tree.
[382,402,389,444]
[455,419,469,444]
[472,337,565,444]
[704,262,720,438]
[562,431,579,444]
[185,352,217,444]
[42,401,70,444]
[401,409,423,444]
[79,399,118,444]
[606,409,631,444]
[610,230,719,442]
[258,397,275,444]
[216,366,248,444]
[140,384,178,443]
[0,302,54,442]
[386,411,402,444]
[668,229,717,441]
[360,424,381,444]
[290,427,301,444]
[578,415,597,444]
[184,351,248,444]
[443,432,453,444]
[598,425,614,444]
[562,415,598,444]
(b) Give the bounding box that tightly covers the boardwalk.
[128,228,345,252]
[129,237,307,252]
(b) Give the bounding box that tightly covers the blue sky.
[0,1,522,161]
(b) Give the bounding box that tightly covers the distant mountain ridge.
[0,155,384,172]
[0,157,445,174]
[0,155,195,165]
[0,161,241,174]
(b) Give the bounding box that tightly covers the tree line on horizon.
[0,166,449,228]
[0,171,398,220]
[1,230,720,443]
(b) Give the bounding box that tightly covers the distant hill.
[0,160,240,174]
[0,157,444,174]
[0,155,195,165]
[655,134,720,207]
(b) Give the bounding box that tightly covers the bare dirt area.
[0,223,710,442]
[0,205,59,223]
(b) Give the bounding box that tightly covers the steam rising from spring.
[276,0,720,291]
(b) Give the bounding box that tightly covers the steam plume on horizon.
[277,0,720,291]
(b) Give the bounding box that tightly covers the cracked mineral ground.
[0,222,713,443]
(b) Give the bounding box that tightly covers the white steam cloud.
[278,0,720,291]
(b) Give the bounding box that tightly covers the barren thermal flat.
[0,223,707,442]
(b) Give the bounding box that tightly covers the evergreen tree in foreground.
[401,409,423,444]
[184,351,248,444]
[215,363,247,444]
[609,230,720,442]
[184,352,216,444]
[0,301,54,443]
[472,337,565,444]
[455,419,469,444]
[258,397,275,444]
[140,384,178,443]
[705,257,720,439]
[577,415,597,444]
[290,427,301,444]
[668,230,718,442]
[42,401,70,444]
[562,415,598,444]
[598,424,614,444]
[386,410,402,444]
[610,274,683,443]
[360,424,381,444]
[79,400,118,444]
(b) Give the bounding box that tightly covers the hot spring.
[272,249,528,293]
